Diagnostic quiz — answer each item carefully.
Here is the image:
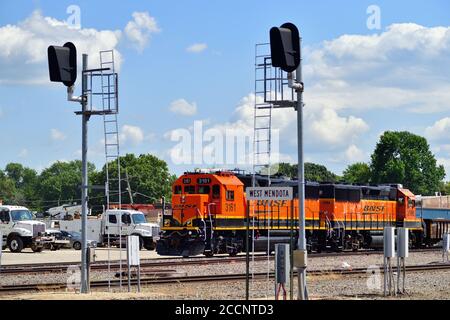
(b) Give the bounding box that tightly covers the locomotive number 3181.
[225,203,236,212]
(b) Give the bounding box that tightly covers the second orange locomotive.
[156,171,422,257]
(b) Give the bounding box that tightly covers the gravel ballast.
[1,250,449,300]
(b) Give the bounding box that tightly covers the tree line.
[272,131,447,196]
[0,154,177,213]
[0,131,447,212]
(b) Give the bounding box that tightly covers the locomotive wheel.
[182,249,190,258]
[204,251,214,258]
[227,247,238,257]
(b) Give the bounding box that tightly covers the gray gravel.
[1,250,449,300]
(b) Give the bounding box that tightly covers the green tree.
[37,160,96,210]
[305,163,338,182]
[92,154,176,206]
[271,162,338,182]
[342,163,371,184]
[438,181,450,195]
[370,131,445,195]
[4,163,39,208]
[0,170,18,204]
[275,163,297,179]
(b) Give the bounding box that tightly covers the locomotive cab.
[396,188,421,229]
[157,172,246,257]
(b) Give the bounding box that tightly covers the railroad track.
[0,248,441,275]
[1,263,449,294]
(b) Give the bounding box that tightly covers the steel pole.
[80,54,89,294]
[245,200,250,300]
[296,37,307,300]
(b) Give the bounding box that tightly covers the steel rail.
[1,263,449,294]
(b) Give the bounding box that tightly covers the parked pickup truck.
[0,205,68,253]
[53,209,160,250]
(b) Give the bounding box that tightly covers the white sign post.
[246,187,293,201]
[127,235,141,292]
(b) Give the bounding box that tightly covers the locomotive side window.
[184,186,195,194]
[174,185,182,194]
[305,185,319,199]
[335,188,347,201]
[198,185,211,194]
[334,187,361,202]
[408,199,414,208]
[226,190,235,201]
[212,185,220,199]
[348,189,361,202]
[319,185,334,199]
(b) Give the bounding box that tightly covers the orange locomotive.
[156,171,423,257]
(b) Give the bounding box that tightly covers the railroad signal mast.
[48,43,121,294]
[269,23,307,300]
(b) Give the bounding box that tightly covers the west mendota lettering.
[249,189,290,198]
[246,187,293,200]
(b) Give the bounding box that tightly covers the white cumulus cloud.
[169,99,198,116]
[51,128,66,141]
[0,10,122,85]
[425,117,450,142]
[120,125,144,146]
[165,93,369,169]
[0,10,160,85]
[343,145,366,163]
[124,11,160,52]
[304,23,450,114]
[308,109,369,147]
[186,43,207,53]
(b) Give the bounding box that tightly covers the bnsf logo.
[363,205,385,213]
[256,200,287,206]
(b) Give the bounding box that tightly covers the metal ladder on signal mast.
[252,43,275,299]
[100,50,123,291]
[100,50,122,210]
[253,44,274,183]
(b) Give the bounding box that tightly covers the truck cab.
[58,209,160,250]
[103,209,160,250]
[0,205,56,252]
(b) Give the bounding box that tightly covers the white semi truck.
[0,205,63,253]
[54,209,160,250]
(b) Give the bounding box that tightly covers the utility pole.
[269,22,306,300]
[80,54,89,294]
[125,168,134,204]
[295,39,307,300]
[48,43,118,294]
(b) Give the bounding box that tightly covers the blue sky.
[1,0,450,179]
